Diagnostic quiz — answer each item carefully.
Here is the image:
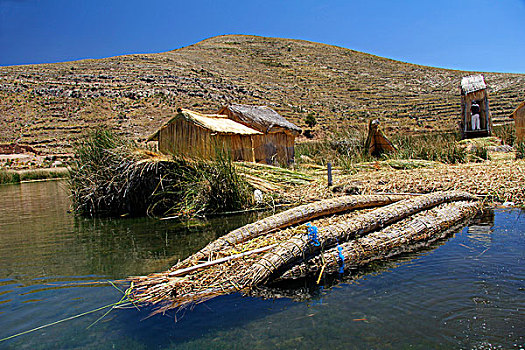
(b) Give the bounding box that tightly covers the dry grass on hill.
[1,35,524,155]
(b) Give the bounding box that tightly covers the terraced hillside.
[1,34,524,155]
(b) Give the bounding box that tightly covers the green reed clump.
[0,169,20,184]
[297,130,468,167]
[20,168,69,181]
[391,133,467,164]
[473,146,490,161]
[295,140,333,165]
[330,128,373,166]
[154,152,253,216]
[69,128,252,218]
[70,128,149,216]
[516,142,525,160]
[493,124,515,146]
[295,127,372,167]
[0,168,68,185]
[202,152,252,213]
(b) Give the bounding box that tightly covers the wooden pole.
[168,244,277,277]
[327,162,333,187]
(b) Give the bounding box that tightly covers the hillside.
[1,34,524,155]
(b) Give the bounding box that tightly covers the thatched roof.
[461,75,487,95]
[148,109,262,141]
[219,104,301,135]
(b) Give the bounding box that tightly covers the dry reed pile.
[236,162,314,189]
[335,160,525,205]
[129,191,479,311]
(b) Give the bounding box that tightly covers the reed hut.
[460,75,492,139]
[510,101,525,143]
[148,109,262,162]
[217,104,301,165]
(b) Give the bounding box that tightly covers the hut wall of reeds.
[218,104,301,165]
[460,75,492,139]
[148,109,262,162]
[511,101,525,143]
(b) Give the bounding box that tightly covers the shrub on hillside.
[304,113,317,128]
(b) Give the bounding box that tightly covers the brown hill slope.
[1,34,524,155]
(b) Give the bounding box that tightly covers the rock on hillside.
[0,34,524,155]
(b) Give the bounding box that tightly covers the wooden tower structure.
[460,75,492,139]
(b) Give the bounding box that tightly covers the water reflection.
[0,181,269,282]
[466,208,495,245]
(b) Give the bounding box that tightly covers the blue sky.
[0,0,524,73]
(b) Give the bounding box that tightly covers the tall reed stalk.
[390,133,467,164]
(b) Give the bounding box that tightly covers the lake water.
[0,181,523,349]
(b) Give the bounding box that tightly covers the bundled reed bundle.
[174,194,408,269]
[129,191,479,310]
[278,200,481,280]
[242,191,475,286]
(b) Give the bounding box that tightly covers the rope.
[337,244,345,274]
[306,223,320,246]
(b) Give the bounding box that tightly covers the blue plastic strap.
[337,244,345,274]
[306,223,320,247]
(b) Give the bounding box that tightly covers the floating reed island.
[129,190,481,311]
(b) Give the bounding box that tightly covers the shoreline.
[2,158,524,209]
[0,167,69,185]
